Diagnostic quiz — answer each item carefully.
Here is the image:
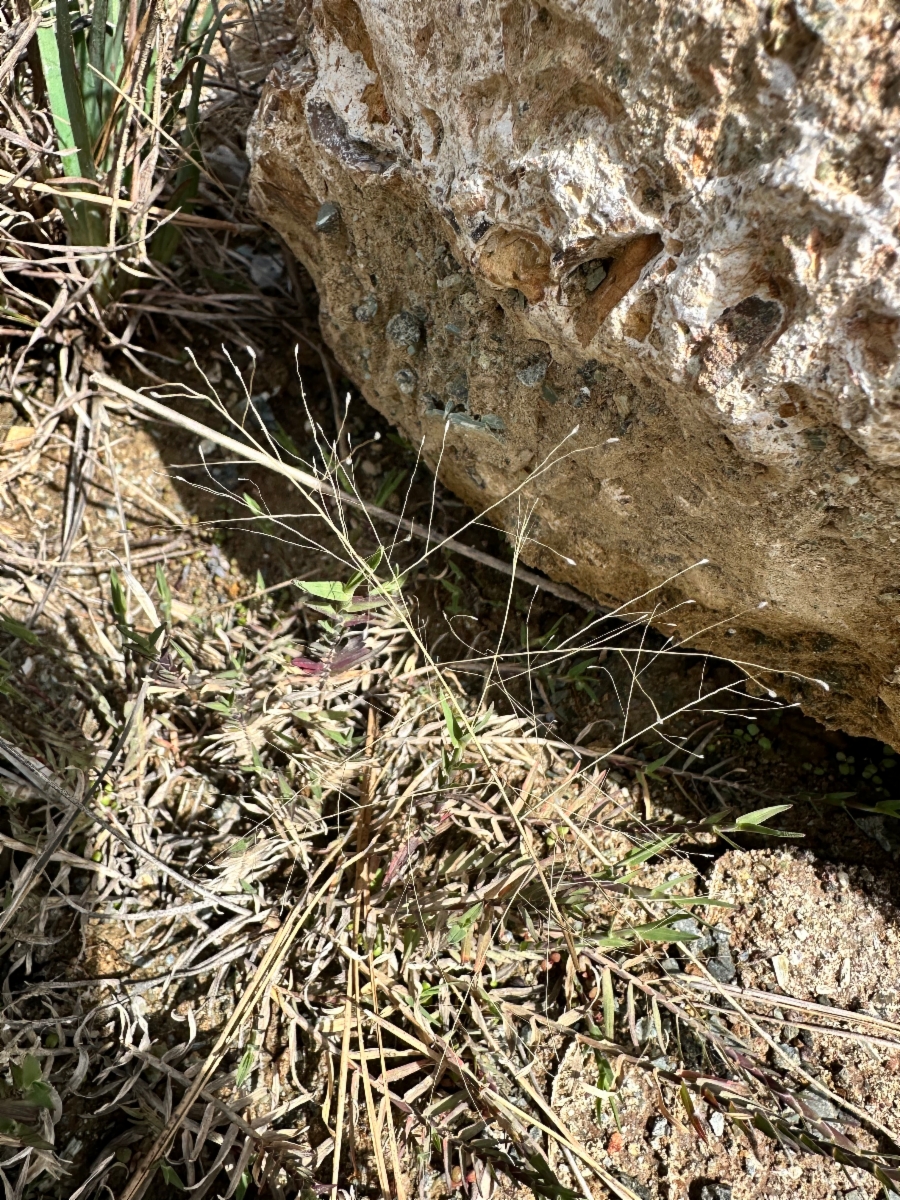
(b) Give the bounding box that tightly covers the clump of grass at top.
[11,0,221,305]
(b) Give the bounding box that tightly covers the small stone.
[573,386,591,408]
[772,953,791,989]
[651,1055,676,1071]
[798,1088,841,1121]
[709,1110,726,1137]
[699,1185,732,1200]
[395,368,417,395]
[707,951,737,983]
[584,262,607,292]
[447,412,484,431]
[480,413,506,434]
[672,916,714,953]
[247,252,284,289]
[354,294,378,322]
[446,373,469,404]
[386,311,423,351]
[516,358,549,387]
[650,1118,668,1140]
[315,201,341,232]
[541,382,559,404]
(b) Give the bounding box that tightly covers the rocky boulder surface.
[248,0,900,740]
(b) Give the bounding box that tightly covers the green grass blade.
[52,0,97,181]
[36,6,105,245]
[88,0,109,76]
[152,1,222,263]
[86,0,109,135]
[36,19,77,168]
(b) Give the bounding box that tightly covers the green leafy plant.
[35,0,221,300]
[109,566,165,658]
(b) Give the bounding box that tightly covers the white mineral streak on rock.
[249,0,900,740]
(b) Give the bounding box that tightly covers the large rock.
[248,0,900,741]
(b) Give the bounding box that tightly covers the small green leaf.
[14,1126,54,1151]
[595,1054,614,1092]
[235,1045,255,1088]
[158,1162,186,1190]
[617,835,678,869]
[155,564,172,623]
[243,492,263,516]
[20,1055,42,1090]
[0,616,37,645]
[171,641,194,669]
[627,919,700,944]
[447,902,482,945]
[24,1081,54,1110]
[109,567,127,621]
[734,804,792,829]
[294,579,351,602]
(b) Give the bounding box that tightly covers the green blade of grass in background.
[85,0,109,135]
[48,0,96,181]
[152,0,220,263]
[37,0,105,247]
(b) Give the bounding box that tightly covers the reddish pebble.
[607,1132,624,1154]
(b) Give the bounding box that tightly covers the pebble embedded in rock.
[314,201,341,233]
[516,359,549,387]
[446,373,469,405]
[386,311,423,351]
[699,1185,732,1200]
[354,294,378,322]
[394,368,417,395]
[584,262,608,292]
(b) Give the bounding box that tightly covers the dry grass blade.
[120,900,309,1200]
